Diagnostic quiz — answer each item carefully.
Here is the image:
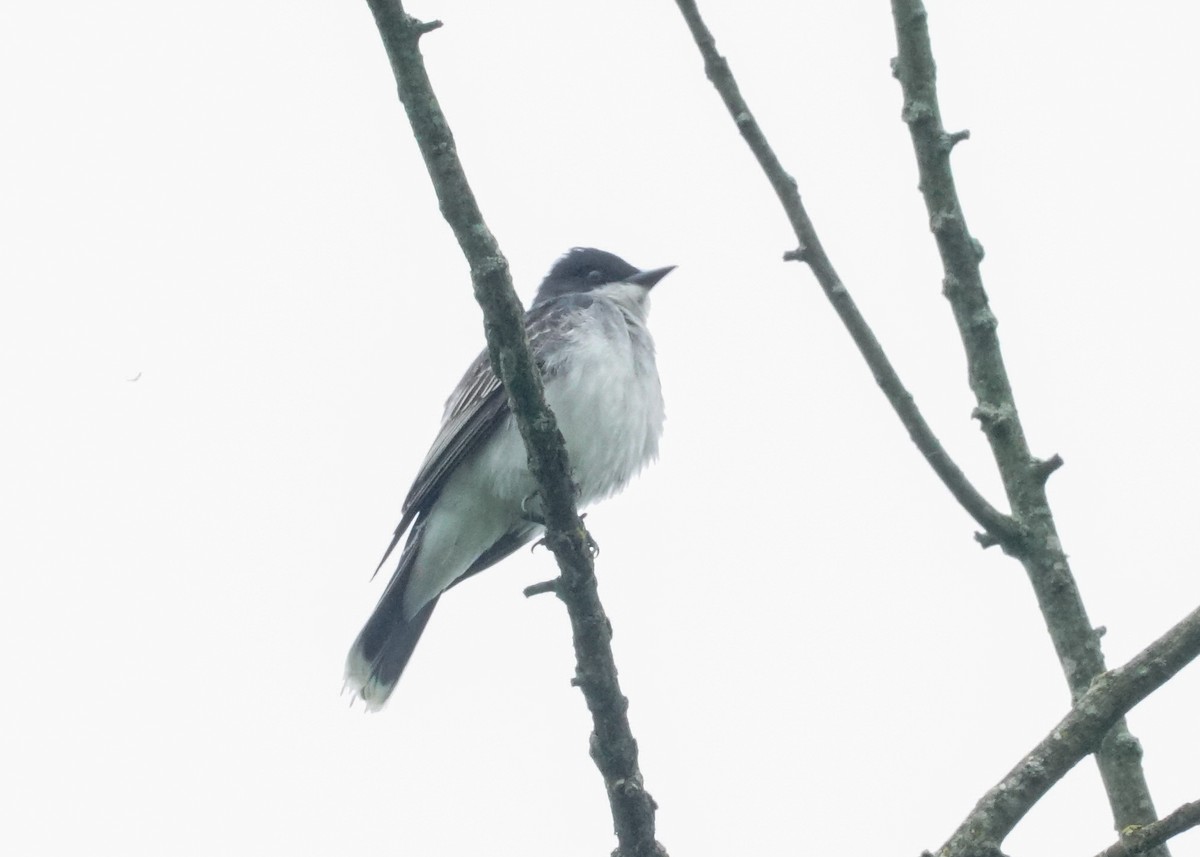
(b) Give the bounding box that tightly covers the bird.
[345,247,675,710]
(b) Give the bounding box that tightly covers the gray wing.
[373,349,508,575]
[372,297,586,576]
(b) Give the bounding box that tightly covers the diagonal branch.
[941,605,1200,857]
[363,3,664,855]
[671,0,1022,553]
[1093,800,1200,857]
[889,0,1167,847]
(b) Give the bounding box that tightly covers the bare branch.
[671,0,1021,553]
[889,0,1168,843]
[942,606,1200,857]
[523,579,559,598]
[363,3,663,854]
[1094,801,1200,857]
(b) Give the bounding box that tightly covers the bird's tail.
[344,556,438,711]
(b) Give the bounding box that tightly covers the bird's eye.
[585,269,605,285]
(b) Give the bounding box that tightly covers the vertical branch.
[889,0,1166,849]
[364,3,664,855]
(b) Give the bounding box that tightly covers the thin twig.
[523,579,559,598]
[1094,800,1200,857]
[363,3,663,855]
[889,0,1168,847]
[671,0,1022,553]
[939,605,1200,856]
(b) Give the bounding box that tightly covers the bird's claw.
[527,512,598,557]
[520,492,546,526]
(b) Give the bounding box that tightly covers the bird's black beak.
[626,265,676,289]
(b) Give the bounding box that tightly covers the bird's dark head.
[533,247,675,307]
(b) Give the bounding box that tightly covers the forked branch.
[672,0,1021,553]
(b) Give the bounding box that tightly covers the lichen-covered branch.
[671,0,1020,552]
[363,3,663,854]
[941,605,1200,857]
[1094,800,1200,857]
[889,0,1167,847]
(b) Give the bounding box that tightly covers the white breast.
[477,291,664,508]
[546,300,664,505]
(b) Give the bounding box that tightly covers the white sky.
[3,2,1199,855]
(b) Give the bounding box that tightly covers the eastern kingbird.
[345,247,674,710]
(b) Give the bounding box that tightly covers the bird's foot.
[528,513,598,556]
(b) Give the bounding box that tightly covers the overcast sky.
[3,2,1199,855]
